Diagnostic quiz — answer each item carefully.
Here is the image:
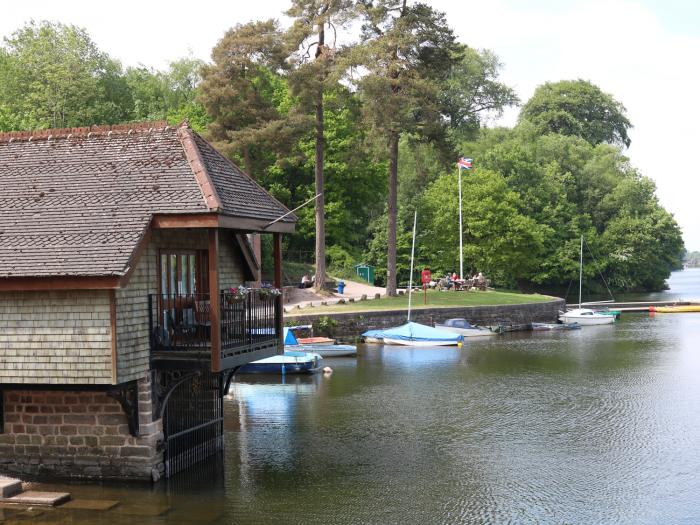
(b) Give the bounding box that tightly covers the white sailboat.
[558,236,615,326]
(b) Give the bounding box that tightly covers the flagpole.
[458,165,463,280]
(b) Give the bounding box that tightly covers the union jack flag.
[457,157,472,170]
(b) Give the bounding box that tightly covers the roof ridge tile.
[0,121,170,143]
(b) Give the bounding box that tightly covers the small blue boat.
[238,350,323,374]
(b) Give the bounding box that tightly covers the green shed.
[354,263,375,285]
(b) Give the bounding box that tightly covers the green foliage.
[456,118,684,291]
[326,245,356,273]
[421,169,545,286]
[0,21,209,132]
[442,46,519,140]
[519,79,632,148]
[0,21,131,129]
[312,316,337,337]
[0,18,682,295]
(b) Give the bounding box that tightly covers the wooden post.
[273,233,284,351]
[209,228,221,372]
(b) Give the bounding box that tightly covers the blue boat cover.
[362,322,462,342]
[283,327,299,345]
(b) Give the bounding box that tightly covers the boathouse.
[0,121,295,481]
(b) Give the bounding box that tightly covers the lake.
[9,269,700,524]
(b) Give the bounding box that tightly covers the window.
[159,250,209,296]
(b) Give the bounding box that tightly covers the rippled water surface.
[14,270,700,524]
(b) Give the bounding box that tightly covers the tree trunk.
[314,91,326,292]
[243,144,253,179]
[314,24,326,293]
[386,131,399,296]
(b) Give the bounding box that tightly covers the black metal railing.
[220,290,278,350]
[148,290,280,360]
[149,293,212,353]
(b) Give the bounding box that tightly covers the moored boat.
[532,322,580,331]
[488,323,532,333]
[434,318,498,337]
[284,327,357,356]
[559,236,617,326]
[296,336,336,345]
[369,322,463,347]
[237,350,323,374]
[558,308,615,325]
[362,330,385,344]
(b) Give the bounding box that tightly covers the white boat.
[559,235,616,326]
[238,350,323,374]
[295,344,357,357]
[434,318,498,337]
[284,327,357,356]
[382,337,458,347]
[558,308,614,325]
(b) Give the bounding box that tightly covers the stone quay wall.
[0,376,163,481]
[287,298,566,339]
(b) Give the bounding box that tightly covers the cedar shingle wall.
[219,233,246,290]
[0,291,112,384]
[115,242,156,383]
[115,229,209,382]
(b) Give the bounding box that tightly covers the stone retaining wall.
[287,298,565,339]
[0,377,163,481]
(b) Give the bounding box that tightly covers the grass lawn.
[286,289,555,316]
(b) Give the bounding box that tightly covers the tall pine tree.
[354,1,458,295]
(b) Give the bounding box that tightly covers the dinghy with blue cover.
[379,322,463,347]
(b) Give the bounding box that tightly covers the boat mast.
[407,210,417,322]
[458,165,463,279]
[579,234,583,309]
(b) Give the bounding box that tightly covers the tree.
[355,0,459,295]
[125,58,209,132]
[519,79,632,148]
[199,20,294,175]
[286,0,357,292]
[421,169,545,285]
[0,21,130,129]
[442,46,519,140]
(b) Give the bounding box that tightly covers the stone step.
[0,478,22,498]
[0,491,71,507]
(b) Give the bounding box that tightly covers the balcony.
[148,290,281,370]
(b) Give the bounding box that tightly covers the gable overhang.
[0,275,123,292]
[151,213,295,233]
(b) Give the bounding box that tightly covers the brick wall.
[0,290,112,384]
[0,377,163,481]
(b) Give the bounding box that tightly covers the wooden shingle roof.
[0,122,294,279]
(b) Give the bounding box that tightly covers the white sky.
[3,0,699,250]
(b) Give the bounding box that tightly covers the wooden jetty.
[566,300,698,313]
